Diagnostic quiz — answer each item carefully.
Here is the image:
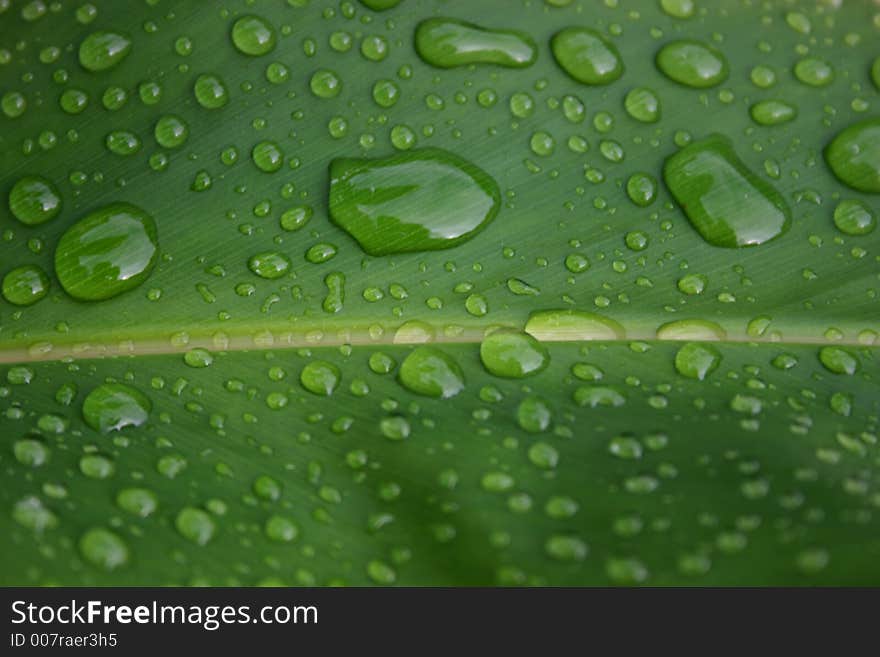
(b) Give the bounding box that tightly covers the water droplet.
[793,58,834,87]
[79,528,129,569]
[656,40,728,88]
[13,439,49,467]
[525,309,624,340]
[656,319,725,340]
[329,148,500,255]
[105,130,141,156]
[518,398,552,433]
[833,200,875,235]
[60,88,89,114]
[248,251,290,279]
[8,175,61,225]
[398,346,464,398]
[674,342,721,380]
[677,273,707,295]
[310,69,342,98]
[252,140,284,173]
[1,90,26,118]
[79,31,131,72]
[624,87,660,123]
[660,0,695,19]
[367,560,397,584]
[359,0,402,9]
[55,203,158,300]
[116,488,158,517]
[372,79,400,107]
[82,383,151,433]
[749,100,797,126]
[818,346,859,375]
[194,74,229,109]
[824,118,880,193]
[300,360,341,395]
[608,435,642,460]
[545,535,588,561]
[175,507,216,545]
[551,27,623,85]
[184,348,213,368]
[265,515,298,542]
[231,15,276,56]
[480,330,549,379]
[80,454,114,479]
[380,416,410,440]
[2,264,49,306]
[154,114,189,148]
[13,496,58,532]
[663,134,790,247]
[280,206,313,232]
[415,18,536,69]
[626,172,657,207]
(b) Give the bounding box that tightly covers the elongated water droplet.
[359,0,402,9]
[656,40,728,88]
[525,309,624,340]
[82,383,151,433]
[79,31,131,72]
[663,134,791,247]
[329,148,500,255]
[480,330,549,379]
[750,100,797,126]
[415,18,537,69]
[55,203,158,300]
[656,319,726,340]
[824,118,880,193]
[398,346,464,398]
[551,27,624,85]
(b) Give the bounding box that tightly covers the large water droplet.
[329,148,500,255]
[824,118,880,193]
[398,346,465,398]
[550,27,624,85]
[656,40,728,88]
[79,31,131,72]
[415,18,537,69]
[663,134,791,247]
[480,330,549,379]
[55,203,158,300]
[82,383,151,433]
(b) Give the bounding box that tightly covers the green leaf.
[1,0,879,585]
